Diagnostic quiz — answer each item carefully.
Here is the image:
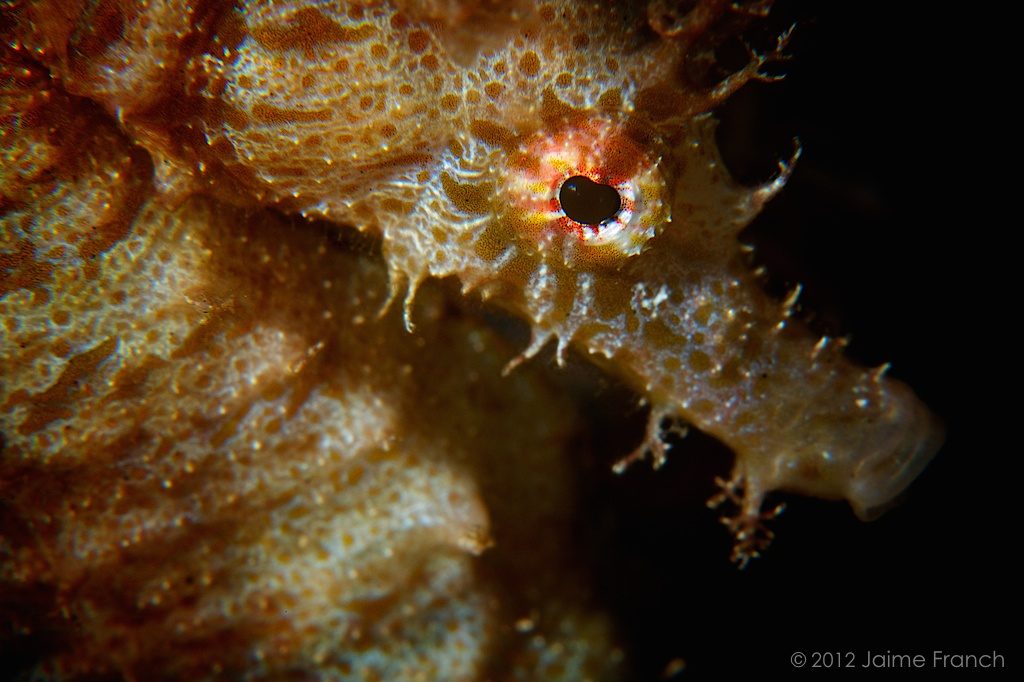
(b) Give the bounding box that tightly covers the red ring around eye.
[500,117,668,262]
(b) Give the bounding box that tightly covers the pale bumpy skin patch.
[1,44,616,680]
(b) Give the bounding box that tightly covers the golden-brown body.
[2,0,942,678]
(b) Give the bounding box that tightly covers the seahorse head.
[184,0,940,561]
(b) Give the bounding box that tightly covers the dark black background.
[571,1,1013,678]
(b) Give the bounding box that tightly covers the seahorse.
[164,0,941,560]
[5,0,944,562]
[1,0,945,677]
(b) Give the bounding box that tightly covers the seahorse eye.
[500,117,670,264]
[559,175,621,226]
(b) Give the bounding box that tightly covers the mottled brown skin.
[1,15,616,679]
[2,0,942,678]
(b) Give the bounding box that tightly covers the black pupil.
[558,175,621,226]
